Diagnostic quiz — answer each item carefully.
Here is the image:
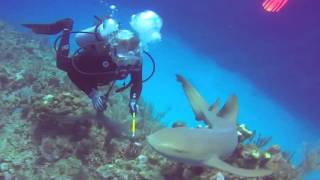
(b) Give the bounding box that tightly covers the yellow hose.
[131,112,136,137]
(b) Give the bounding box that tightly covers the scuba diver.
[23,10,162,157]
[23,10,163,115]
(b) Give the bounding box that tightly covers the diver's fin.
[22,18,73,35]
[22,23,64,35]
[209,98,220,113]
[205,155,273,177]
[217,95,238,123]
[176,74,209,121]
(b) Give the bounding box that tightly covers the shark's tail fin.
[206,155,273,177]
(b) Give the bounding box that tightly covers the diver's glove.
[129,98,139,115]
[89,89,107,112]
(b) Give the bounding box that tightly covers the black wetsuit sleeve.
[130,64,142,100]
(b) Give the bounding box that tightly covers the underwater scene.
[0,0,319,179]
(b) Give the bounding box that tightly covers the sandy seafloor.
[0,0,319,178]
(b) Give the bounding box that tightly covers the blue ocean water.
[1,0,319,178]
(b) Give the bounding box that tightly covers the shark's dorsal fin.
[217,95,239,123]
[176,74,209,121]
[205,155,273,177]
[202,110,218,128]
[209,98,220,113]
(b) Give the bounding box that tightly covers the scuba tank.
[75,18,119,47]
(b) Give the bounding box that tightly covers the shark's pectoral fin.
[176,74,209,121]
[204,155,273,177]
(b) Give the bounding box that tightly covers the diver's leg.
[56,19,74,72]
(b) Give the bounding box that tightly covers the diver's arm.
[68,71,106,111]
[56,19,74,72]
[130,64,143,100]
[128,64,142,114]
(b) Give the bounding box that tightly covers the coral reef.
[0,20,311,179]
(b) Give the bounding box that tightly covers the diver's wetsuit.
[56,27,142,100]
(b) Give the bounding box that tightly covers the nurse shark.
[147,75,273,177]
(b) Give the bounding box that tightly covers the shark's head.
[147,127,202,164]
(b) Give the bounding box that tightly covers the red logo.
[262,0,288,12]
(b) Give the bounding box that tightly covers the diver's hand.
[129,98,139,115]
[92,96,107,112]
[89,89,107,112]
